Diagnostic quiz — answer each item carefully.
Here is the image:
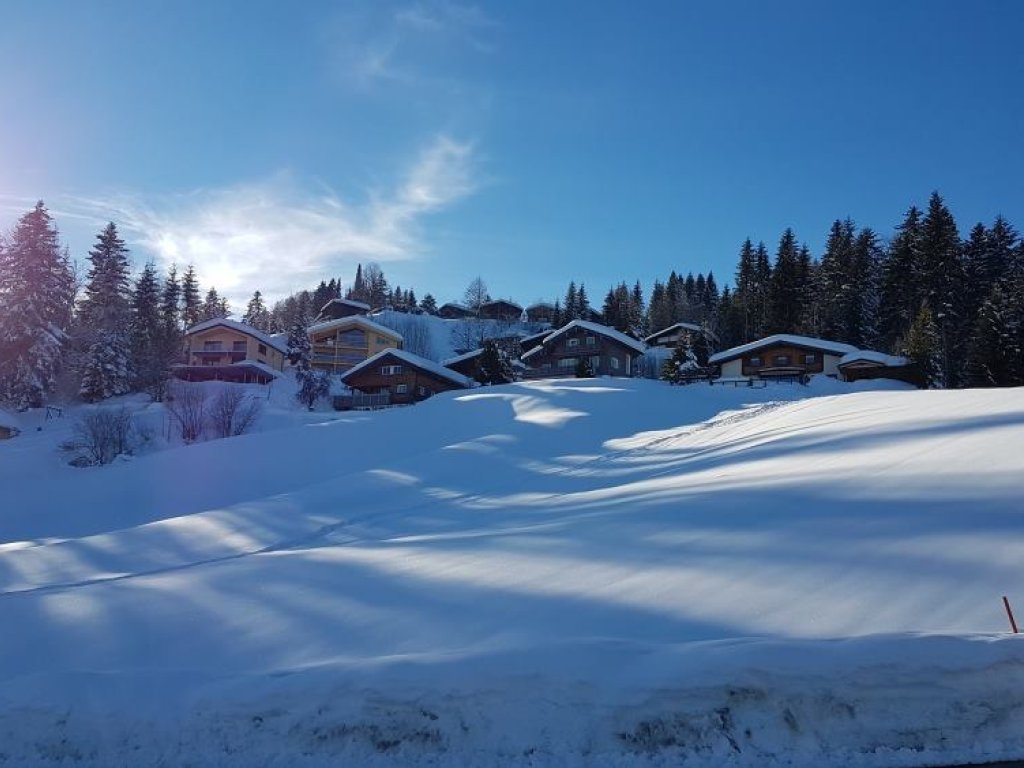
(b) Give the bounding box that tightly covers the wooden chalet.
[525,302,556,324]
[175,319,286,384]
[837,351,917,385]
[443,348,484,379]
[519,329,550,356]
[645,322,715,349]
[708,335,859,381]
[520,320,646,378]
[307,316,403,375]
[438,302,474,319]
[479,299,524,322]
[315,297,371,322]
[337,349,474,409]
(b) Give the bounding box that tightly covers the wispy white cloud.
[44,135,479,306]
[329,1,496,91]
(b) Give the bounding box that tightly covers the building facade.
[339,349,474,408]
[307,316,403,375]
[520,320,646,378]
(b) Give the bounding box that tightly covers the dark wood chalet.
[315,297,371,322]
[645,322,715,349]
[479,299,523,322]
[519,330,550,356]
[520,320,646,378]
[443,348,483,379]
[438,302,474,319]
[525,302,556,324]
[338,349,474,409]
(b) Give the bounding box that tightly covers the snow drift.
[1,377,1023,766]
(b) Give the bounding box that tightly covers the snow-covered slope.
[2,378,1024,767]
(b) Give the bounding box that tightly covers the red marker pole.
[1003,596,1019,634]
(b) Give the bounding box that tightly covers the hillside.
[1,378,1023,766]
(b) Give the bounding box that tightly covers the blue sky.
[1,1,1022,309]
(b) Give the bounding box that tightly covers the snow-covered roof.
[708,335,859,364]
[340,348,475,389]
[320,297,370,312]
[481,299,523,310]
[524,320,646,359]
[644,322,705,344]
[306,315,404,342]
[440,301,471,311]
[443,348,483,367]
[228,360,283,378]
[526,301,555,310]
[839,350,911,368]
[185,319,287,354]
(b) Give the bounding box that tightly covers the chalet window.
[376,335,387,345]
[610,357,619,369]
[590,356,601,369]
[258,344,267,355]
[542,363,551,369]
[774,355,790,366]
[417,386,429,396]
[558,357,577,368]
[396,384,409,394]
[586,336,596,346]
[567,338,579,348]
[232,341,247,351]
[203,341,223,351]
[380,364,403,375]
[749,356,762,366]
[804,354,817,364]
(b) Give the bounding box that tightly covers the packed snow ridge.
[2,377,1024,767]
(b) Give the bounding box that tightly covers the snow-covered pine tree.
[129,261,164,395]
[243,290,271,331]
[768,228,803,335]
[901,304,942,388]
[878,206,923,350]
[77,223,133,401]
[474,339,513,385]
[0,202,75,408]
[917,192,964,387]
[286,322,311,368]
[419,293,438,315]
[200,287,227,322]
[574,356,594,378]
[661,337,701,384]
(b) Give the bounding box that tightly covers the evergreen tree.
[965,280,1024,387]
[129,262,165,395]
[474,339,514,385]
[574,356,594,378]
[576,283,590,319]
[563,281,578,321]
[0,202,75,408]
[630,280,646,337]
[199,287,228,321]
[286,322,311,368]
[815,218,858,342]
[879,206,923,350]
[661,336,701,384]
[768,228,804,334]
[901,304,942,388]
[77,223,132,401]
[242,290,271,330]
[419,293,438,314]
[917,192,964,387]
[180,264,202,329]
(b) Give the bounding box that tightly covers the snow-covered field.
[2,377,1024,767]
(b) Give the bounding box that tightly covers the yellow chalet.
[176,318,286,384]
[307,315,404,374]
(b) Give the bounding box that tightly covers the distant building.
[479,299,523,322]
[315,297,371,322]
[525,302,556,324]
[307,316,403,375]
[438,302,474,320]
[0,409,21,440]
[644,322,715,350]
[521,320,646,379]
[837,350,916,384]
[175,319,286,384]
[338,349,474,409]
